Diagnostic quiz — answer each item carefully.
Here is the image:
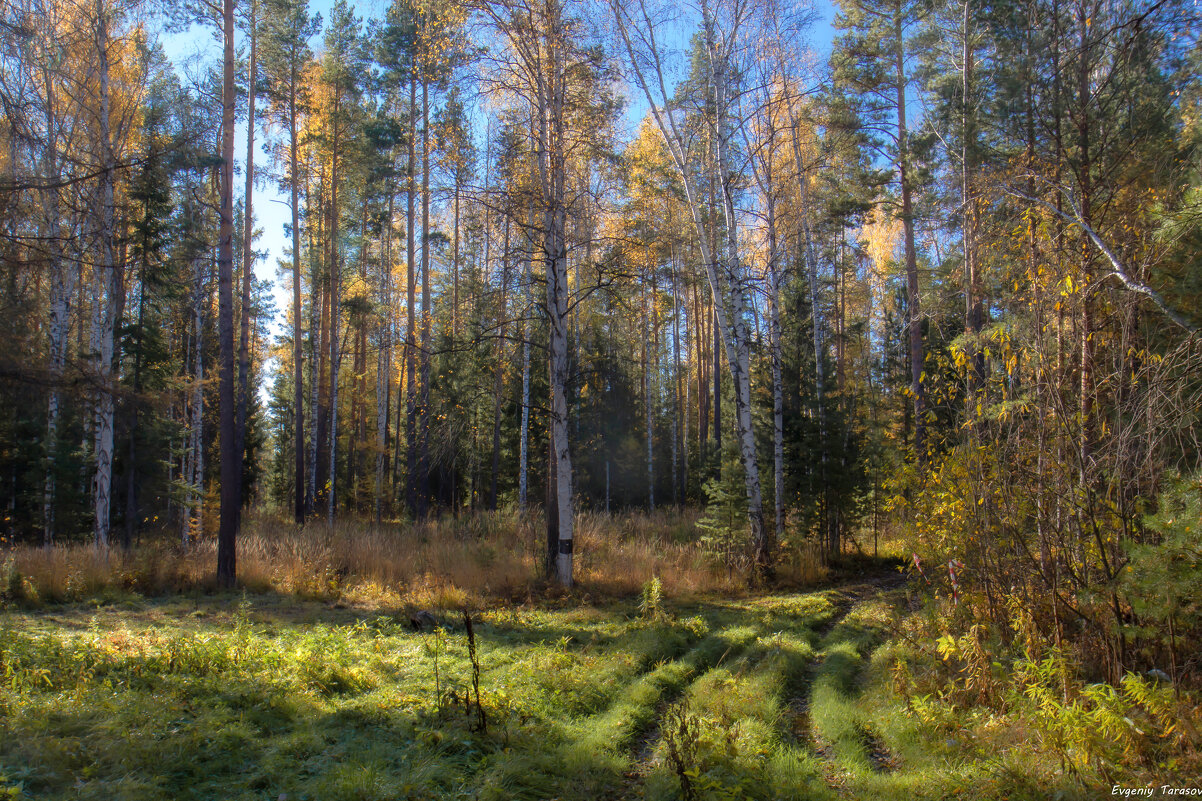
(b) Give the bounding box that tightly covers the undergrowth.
[0,508,791,610]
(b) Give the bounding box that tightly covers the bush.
[1123,470,1202,653]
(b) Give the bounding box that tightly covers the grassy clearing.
[1,509,828,611]
[0,566,1120,801]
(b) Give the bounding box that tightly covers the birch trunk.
[518,212,532,509]
[92,0,120,550]
[41,65,72,546]
[536,0,574,586]
[745,102,785,541]
[671,253,681,506]
[768,206,784,543]
[612,0,771,579]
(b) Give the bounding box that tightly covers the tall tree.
[319,0,366,522]
[831,0,928,460]
[610,0,774,580]
[216,0,240,585]
[480,0,617,585]
[237,0,259,502]
[260,0,320,524]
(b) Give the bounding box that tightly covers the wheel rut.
[783,569,908,791]
[610,569,907,800]
[611,629,754,799]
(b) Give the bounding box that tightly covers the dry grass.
[1,507,831,609]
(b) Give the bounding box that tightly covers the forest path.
[603,564,917,800]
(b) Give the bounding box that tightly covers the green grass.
[0,583,1095,800]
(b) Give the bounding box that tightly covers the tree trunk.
[706,10,769,579]
[290,62,305,524]
[895,9,924,463]
[41,67,71,546]
[671,251,682,506]
[124,253,147,549]
[768,197,784,543]
[490,217,511,511]
[405,75,417,517]
[216,0,240,586]
[537,2,574,586]
[312,165,328,513]
[644,269,654,510]
[375,188,395,522]
[518,210,532,509]
[788,120,829,550]
[452,176,460,338]
[237,0,257,505]
[92,0,121,550]
[327,93,341,525]
[418,77,431,518]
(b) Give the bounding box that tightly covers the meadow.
[0,511,1194,800]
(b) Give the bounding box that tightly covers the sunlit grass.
[0,562,1125,801]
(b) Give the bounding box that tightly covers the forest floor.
[1,565,1099,801]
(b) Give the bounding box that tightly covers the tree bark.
[490,217,511,511]
[216,0,240,586]
[375,188,395,522]
[290,52,305,524]
[518,206,532,509]
[327,91,342,525]
[92,0,121,550]
[405,75,417,517]
[417,76,431,518]
[41,60,71,546]
[237,0,258,508]
[895,7,924,462]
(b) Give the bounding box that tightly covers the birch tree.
[609,0,774,580]
[478,0,616,585]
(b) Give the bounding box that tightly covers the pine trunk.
[216,0,240,586]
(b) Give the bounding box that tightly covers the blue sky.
[160,0,840,344]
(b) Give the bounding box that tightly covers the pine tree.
[260,0,320,523]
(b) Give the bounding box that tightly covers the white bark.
[519,224,532,508]
[746,82,787,542]
[92,0,118,549]
[40,57,74,546]
[1008,186,1197,334]
[534,0,574,586]
[670,255,681,506]
[644,271,655,511]
[610,0,771,576]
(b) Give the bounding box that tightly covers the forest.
[0,0,1201,796]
